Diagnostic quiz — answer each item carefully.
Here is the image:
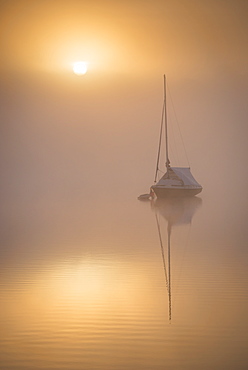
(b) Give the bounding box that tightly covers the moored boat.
[151,76,202,198]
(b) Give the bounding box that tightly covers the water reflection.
[152,197,202,227]
[2,193,248,370]
[151,197,202,322]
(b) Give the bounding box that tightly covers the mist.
[1,69,247,203]
[1,2,248,369]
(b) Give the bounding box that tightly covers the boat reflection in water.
[151,196,202,321]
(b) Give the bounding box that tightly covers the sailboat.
[151,76,202,198]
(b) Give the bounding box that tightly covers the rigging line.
[157,169,164,174]
[155,212,169,292]
[157,169,164,182]
[154,102,165,183]
[167,84,190,167]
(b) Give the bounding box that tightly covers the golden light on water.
[72,61,88,75]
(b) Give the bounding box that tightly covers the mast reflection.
[152,197,202,322]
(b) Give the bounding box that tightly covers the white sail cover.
[156,167,202,188]
[171,167,201,187]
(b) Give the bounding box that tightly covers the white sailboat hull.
[151,185,202,198]
[152,167,202,198]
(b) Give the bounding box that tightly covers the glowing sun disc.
[73,61,88,75]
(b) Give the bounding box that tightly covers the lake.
[1,182,248,370]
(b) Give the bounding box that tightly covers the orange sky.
[1,0,248,78]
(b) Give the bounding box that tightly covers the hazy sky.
[1,0,248,201]
[1,0,248,77]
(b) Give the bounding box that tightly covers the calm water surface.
[1,187,248,370]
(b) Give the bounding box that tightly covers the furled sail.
[155,167,201,188]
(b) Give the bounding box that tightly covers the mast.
[154,75,170,183]
[164,75,170,174]
[154,104,164,183]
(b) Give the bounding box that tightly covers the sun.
[72,61,88,75]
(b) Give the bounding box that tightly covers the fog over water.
[1,1,248,369]
[1,71,247,200]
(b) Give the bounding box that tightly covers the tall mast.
[164,75,170,173]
